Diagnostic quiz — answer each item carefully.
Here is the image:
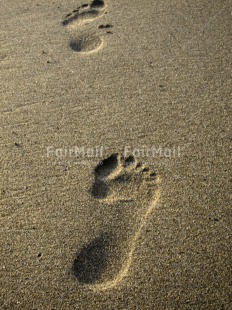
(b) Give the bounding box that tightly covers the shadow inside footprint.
[123,155,135,167]
[73,234,110,284]
[91,179,108,198]
[91,0,105,9]
[95,153,118,178]
[90,154,119,198]
[70,35,102,53]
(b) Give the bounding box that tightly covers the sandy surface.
[0,0,231,309]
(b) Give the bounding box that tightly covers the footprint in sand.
[62,0,113,53]
[72,153,161,290]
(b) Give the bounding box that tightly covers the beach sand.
[0,0,231,309]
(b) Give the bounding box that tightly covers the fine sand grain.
[0,0,231,309]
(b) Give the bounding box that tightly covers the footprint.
[62,0,106,27]
[62,0,112,54]
[73,153,161,290]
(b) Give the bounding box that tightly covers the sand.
[0,0,231,309]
